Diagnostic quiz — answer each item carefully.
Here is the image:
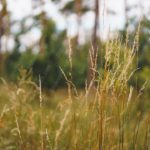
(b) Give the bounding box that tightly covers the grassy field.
[0,37,150,150]
[0,79,150,150]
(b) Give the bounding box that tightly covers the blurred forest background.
[0,0,150,94]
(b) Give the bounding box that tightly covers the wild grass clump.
[0,31,149,150]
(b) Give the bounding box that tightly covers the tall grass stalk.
[39,75,44,150]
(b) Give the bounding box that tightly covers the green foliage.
[3,17,92,89]
[5,50,21,80]
[32,19,68,88]
[72,45,89,87]
[5,50,36,81]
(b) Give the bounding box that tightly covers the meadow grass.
[0,33,150,150]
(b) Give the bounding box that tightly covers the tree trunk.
[74,0,81,44]
[0,1,3,64]
[0,0,8,72]
[0,35,2,72]
[124,0,128,30]
[87,0,100,87]
[39,0,46,54]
